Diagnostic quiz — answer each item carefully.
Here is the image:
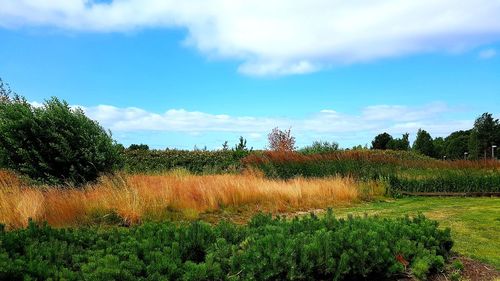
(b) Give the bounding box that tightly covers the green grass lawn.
[331,197,500,269]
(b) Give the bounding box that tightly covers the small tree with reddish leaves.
[268,127,296,152]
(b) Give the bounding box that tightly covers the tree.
[234,136,248,151]
[0,94,122,186]
[467,130,480,160]
[221,141,229,151]
[128,144,149,150]
[371,133,393,150]
[300,140,339,154]
[268,127,296,152]
[432,137,446,159]
[472,113,500,159]
[387,133,410,151]
[413,129,434,157]
[444,130,470,159]
[0,78,13,103]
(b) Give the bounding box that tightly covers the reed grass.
[0,169,376,229]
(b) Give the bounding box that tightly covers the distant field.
[331,197,500,269]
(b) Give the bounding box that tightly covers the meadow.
[0,169,384,229]
[1,149,499,280]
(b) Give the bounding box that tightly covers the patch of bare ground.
[396,256,499,281]
[440,256,499,281]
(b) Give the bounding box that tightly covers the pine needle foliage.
[0,213,452,280]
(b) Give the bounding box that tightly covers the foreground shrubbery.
[123,149,249,174]
[0,213,452,281]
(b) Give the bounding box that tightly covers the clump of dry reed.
[0,169,378,229]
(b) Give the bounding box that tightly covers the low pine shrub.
[0,213,453,280]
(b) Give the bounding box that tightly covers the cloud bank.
[2,0,500,75]
[74,102,473,147]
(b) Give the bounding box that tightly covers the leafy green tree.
[472,113,500,159]
[467,130,480,160]
[0,93,122,185]
[128,144,149,150]
[371,132,393,150]
[444,130,470,159]
[432,137,446,159]
[387,133,410,151]
[413,129,434,157]
[299,140,339,154]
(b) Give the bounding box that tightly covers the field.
[0,169,383,229]
[1,150,499,280]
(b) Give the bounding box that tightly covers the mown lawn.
[332,197,500,269]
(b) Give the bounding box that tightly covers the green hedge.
[388,170,500,194]
[243,151,500,194]
[123,149,249,174]
[0,213,452,280]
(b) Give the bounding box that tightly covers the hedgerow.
[123,149,249,174]
[0,212,452,280]
[389,169,500,194]
[242,151,500,194]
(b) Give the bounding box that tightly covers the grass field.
[0,170,385,229]
[331,197,500,269]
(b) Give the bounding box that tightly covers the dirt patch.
[423,256,499,281]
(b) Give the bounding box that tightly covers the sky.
[0,0,499,149]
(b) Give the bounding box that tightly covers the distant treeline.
[369,112,500,160]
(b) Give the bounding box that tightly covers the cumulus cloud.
[76,102,472,141]
[2,0,500,75]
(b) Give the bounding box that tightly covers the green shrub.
[389,170,500,194]
[299,141,339,155]
[123,149,249,174]
[0,96,122,185]
[0,213,453,280]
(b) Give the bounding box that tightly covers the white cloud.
[478,48,497,59]
[75,102,472,143]
[2,0,500,75]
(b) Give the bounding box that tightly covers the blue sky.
[1,1,499,149]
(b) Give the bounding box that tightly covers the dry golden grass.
[0,169,382,229]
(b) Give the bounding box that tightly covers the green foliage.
[244,149,433,180]
[444,131,470,160]
[123,149,250,174]
[467,130,480,160]
[414,129,435,157]
[371,132,393,150]
[472,113,500,159]
[387,133,410,151]
[234,136,250,152]
[128,144,149,151]
[0,96,122,185]
[243,150,500,194]
[299,140,339,155]
[0,213,452,280]
[388,169,500,193]
[452,260,464,271]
